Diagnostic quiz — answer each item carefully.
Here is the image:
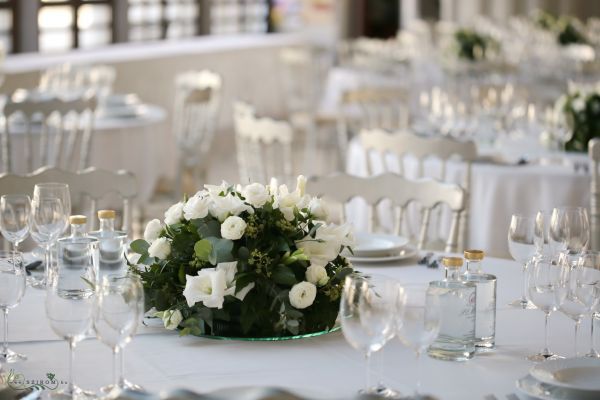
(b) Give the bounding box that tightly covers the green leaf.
[192,219,221,238]
[238,246,250,261]
[271,265,297,286]
[333,267,353,283]
[130,239,149,254]
[178,265,186,284]
[194,239,212,261]
[206,237,234,264]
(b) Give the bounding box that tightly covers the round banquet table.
[8,255,598,400]
[346,139,591,259]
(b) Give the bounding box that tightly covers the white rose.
[156,309,182,330]
[242,183,271,207]
[164,202,184,225]
[148,237,171,260]
[183,268,227,309]
[183,195,210,220]
[143,219,163,243]
[210,193,254,221]
[308,197,328,220]
[572,96,586,113]
[221,216,247,240]
[306,264,329,286]
[289,281,317,309]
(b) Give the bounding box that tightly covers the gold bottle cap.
[69,215,87,225]
[464,250,485,260]
[442,256,463,268]
[98,210,116,219]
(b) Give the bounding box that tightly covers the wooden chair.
[307,173,466,252]
[360,128,477,249]
[233,101,294,186]
[590,138,600,251]
[173,70,222,195]
[0,166,138,234]
[1,92,97,174]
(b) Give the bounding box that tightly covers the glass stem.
[574,319,580,357]
[543,312,551,356]
[415,350,422,397]
[113,347,119,388]
[44,245,52,285]
[68,339,75,395]
[119,346,125,388]
[592,313,598,355]
[376,348,384,387]
[365,351,372,392]
[2,308,8,354]
[521,262,528,303]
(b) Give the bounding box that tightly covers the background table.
[8,255,598,400]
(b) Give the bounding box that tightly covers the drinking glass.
[30,198,66,288]
[0,195,31,252]
[33,183,71,234]
[45,236,98,399]
[550,207,590,262]
[534,210,553,257]
[340,274,399,395]
[574,252,600,358]
[508,214,537,309]
[527,254,569,361]
[395,283,441,398]
[0,251,27,363]
[96,274,145,396]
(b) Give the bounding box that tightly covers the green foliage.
[453,29,498,62]
[535,10,588,46]
[562,92,600,151]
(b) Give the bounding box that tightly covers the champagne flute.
[340,274,399,395]
[0,251,27,363]
[45,236,98,399]
[96,274,145,396]
[527,253,569,361]
[0,195,31,252]
[30,198,66,288]
[508,214,537,309]
[395,283,441,398]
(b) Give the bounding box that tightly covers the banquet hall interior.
[2,0,600,399]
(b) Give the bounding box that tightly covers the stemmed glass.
[527,253,569,361]
[95,274,145,396]
[550,207,590,263]
[574,252,600,358]
[395,283,441,398]
[508,214,537,309]
[30,198,66,288]
[340,274,399,396]
[45,236,98,399]
[33,183,72,234]
[0,251,27,363]
[0,194,31,252]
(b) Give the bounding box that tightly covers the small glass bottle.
[97,209,116,237]
[462,250,497,351]
[428,256,477,361]
[89,210,128,276]
[69,215,87,238]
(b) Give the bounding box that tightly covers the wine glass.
[527,253,569,361]
[45,236,98,399]
[572,252,600,358]
[0,194,31,252]
[550,207,590,263]
[30,198,66,288]
[96,274,145,396]
[395,283,441,398]
[534,210,553,258]
[340,274,399,396]
[508,214,537,309]
[0,251,27,363]
[33,183,71,234]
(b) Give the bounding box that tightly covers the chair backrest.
[1,92,97,174]
[590,138,600,250]
[39,63,116,98]
[233,101,294,185]
[0,166,137,233]
[307,173,466,252]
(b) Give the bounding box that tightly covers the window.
[0,0,13,53]
[128,0,200,42]
[210,0,269,35]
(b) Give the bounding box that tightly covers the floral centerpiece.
[556,86,600,151]
[129,176,354,338]
[535,11,588,46]
[452,28,499,62]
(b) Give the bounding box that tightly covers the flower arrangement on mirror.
[129,176,354,339]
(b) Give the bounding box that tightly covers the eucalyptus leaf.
[271,265,297,286]
[130,239,149,254]
[206,237,234,264]
[194,239,212,261]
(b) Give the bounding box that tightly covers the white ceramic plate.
[98,104,147,119]
[351,233,409,257]
[347,245,418,264]
[516,374,599,400]
[530,357,600,392]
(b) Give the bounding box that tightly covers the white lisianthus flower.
[156,309,183,330]
[210,193,254,221]
[306,264,329,286]
[183,267,227,309]
[204,181,230,197]
[308,197,328,220]
[273,184,310,221]
[296,175,307,196]
[164,202,184,225]
[242,183,270,207]
[295,223,354,265]
[572,96,586,113]
[289,281,317,309]
[221,215,247,240]
[316,223,355,248]
[148,237,171,260]
[217,261,255,301]
[183,194,210,220]
[143,218,163,243]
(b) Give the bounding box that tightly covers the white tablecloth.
[8,256,598,400]
[347,139,590,258]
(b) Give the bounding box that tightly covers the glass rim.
[34,182,70,189]
[57,236,99,245]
